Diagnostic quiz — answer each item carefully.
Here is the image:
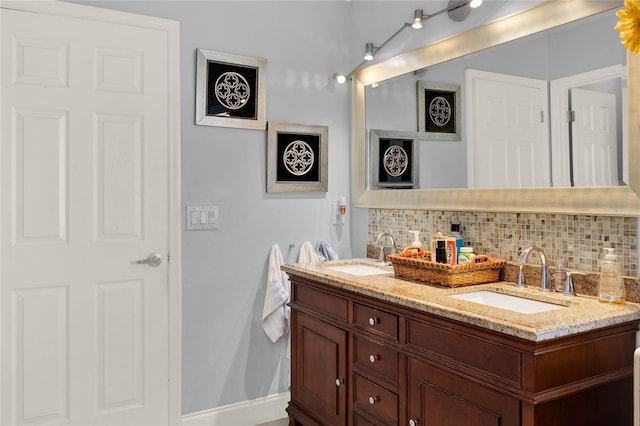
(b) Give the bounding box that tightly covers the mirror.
[365,9,626,189]
[352,0,640,215]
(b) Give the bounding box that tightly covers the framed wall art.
[267,122,328,193]
[370,129,418,189]
[417,81,461,140]
[195,48,267,130]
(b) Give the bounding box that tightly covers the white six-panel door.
[1,3,180,425]
[466,69,550,188]
[571,88,619,187]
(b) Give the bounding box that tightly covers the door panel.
[1,6,172,425]
[293,312,347,426]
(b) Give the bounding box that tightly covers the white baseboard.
[181,392,290,426]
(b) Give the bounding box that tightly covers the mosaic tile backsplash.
[368,209,639,277]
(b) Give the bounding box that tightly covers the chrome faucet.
[374,232,397,263]
[517,246,551,292]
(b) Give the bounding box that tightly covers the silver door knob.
[136,252,162,267]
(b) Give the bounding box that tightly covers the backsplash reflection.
[368,210,638,277]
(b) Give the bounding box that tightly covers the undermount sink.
[449,290,566,314]
[324,263,393,276]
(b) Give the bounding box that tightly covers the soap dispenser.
[598,248,625,304]
[409,230,422,248]
[552,261,567,292]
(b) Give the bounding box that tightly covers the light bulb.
[334,73,346,84]
[364,42,375,61]
[412,9,424,29]
[470,0,482,8]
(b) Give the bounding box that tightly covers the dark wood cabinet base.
[288,275,638,426]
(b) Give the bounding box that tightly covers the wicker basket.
[387,251,507,288]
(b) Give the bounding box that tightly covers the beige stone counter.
[282,258,640,342]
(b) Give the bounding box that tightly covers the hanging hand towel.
[261,244,291,343]
[315,240,339,262]
[298,241,319,263]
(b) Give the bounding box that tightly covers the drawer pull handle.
[369,354,379,363]
[335,378,344,387]
[409,419,418,426]
[368,396,378,405]
[368,317,379,326]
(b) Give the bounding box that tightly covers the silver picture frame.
[195,48,267,130]
[267,122,328,193]
[369,129,418,189]
[417,81,461,140]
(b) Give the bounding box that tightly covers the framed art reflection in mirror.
[417,81,461,140]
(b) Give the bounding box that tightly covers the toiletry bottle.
[435,240,447,264]
[445,238,458,265]
[598,248,625,304]
[450,223,463,263]
[431,231,446,256]
[458,247,474,264]
[409,230,422,248]
[552,261,567,292]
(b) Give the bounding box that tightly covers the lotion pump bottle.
[409,230,422,248]
[598,248,625,304]
[552,261,567,292]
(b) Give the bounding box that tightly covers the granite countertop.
[282,258,640,342]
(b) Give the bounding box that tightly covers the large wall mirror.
[352,0,640,215]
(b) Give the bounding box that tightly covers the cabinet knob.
[369,354,379,363]
[335,378,344,387]
[368,396,378,405]
[409,419,418,426]
[368,317,379,326]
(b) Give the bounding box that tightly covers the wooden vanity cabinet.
[287,275,638,426]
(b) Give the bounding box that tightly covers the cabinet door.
[292,311,348,426]
[407,357,519,426]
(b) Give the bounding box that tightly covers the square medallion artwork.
[267,122,328,193]
[370,129,418,189]
[417,81,460,140]
[195,48,266,130]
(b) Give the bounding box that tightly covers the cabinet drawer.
[294,283,348,323]
[353,303,398,342]
[407,318,521,388]
[353,336,399,386]
[353,374,398,425]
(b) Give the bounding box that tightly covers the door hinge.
[540,111,544,123]
[566,110,575,123]
[167,253,171,263]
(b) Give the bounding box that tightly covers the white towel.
[315,240,339,262]
[298,241,319,263]
[261,245,291,343]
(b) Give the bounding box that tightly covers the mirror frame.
[352,0,640,215]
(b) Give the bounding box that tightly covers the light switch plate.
[186,205,219,230]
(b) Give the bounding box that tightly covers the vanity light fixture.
[333,0,482,85]
[412,9,425,29]
[364,42,377,61]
